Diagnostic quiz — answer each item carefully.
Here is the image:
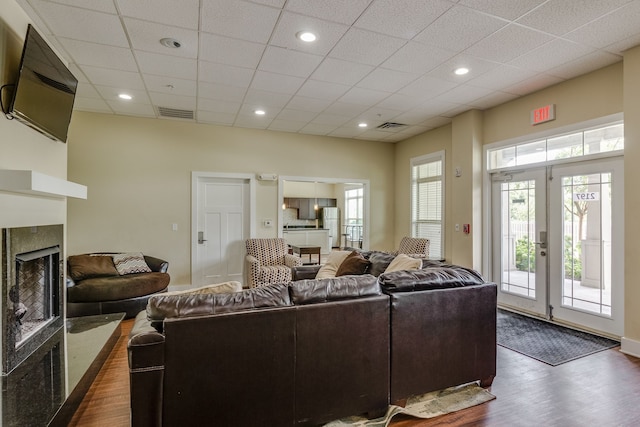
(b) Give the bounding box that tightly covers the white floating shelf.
[0,170,87,199]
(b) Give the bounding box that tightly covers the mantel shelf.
[0,170,87,199]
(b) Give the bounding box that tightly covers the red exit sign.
[531,104,555,125]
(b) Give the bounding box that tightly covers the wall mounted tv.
[8,24,78,143]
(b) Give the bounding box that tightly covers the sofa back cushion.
[68,254,118,281]
[378,265,486,292]
[147,282,291,322]
[289,274,380,305]
[364,251,397,277]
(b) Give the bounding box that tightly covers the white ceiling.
[15,0,640,142]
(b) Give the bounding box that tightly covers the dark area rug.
[497,309,619,366]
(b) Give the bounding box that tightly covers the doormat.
[324,383,495,426]
[497,308,619,366]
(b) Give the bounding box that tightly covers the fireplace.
[2,225,64,374]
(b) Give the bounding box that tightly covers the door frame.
[191,172,256,285]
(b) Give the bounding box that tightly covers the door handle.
[198,231,207,244]
[534,231,547,249]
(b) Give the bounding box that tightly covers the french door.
[492,157,624,336]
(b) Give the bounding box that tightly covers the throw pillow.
[336,251,370,277]
[315,250,352,279]
[68,254,118,281]
[162,281,242,296]
[384,253,422,273]
[111,252,152,275]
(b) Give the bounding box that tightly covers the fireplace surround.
[1,224,64,374]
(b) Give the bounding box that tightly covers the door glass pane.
[561,173,612,316]
[501,180,536,298]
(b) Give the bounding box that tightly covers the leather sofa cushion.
[147,282,291,322]
[363,251,396,277]
[378,265,486,292]
[68,254,118,281]
[67,272,170,302]
[289,274,380,305]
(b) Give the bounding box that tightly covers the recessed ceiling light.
[358,123,367,128]
[454,67,469,76]
[255,109,266,115]
[160,37,181,48]
[297,31,317,42]
[118,93,132,100]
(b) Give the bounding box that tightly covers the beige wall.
[0,3,68,229]
[67,112,395,285]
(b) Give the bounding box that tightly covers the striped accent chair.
[397,237,430,258]
[245,238,303,288]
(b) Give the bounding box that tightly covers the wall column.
[450,109,483,270]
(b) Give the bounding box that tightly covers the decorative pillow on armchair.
[111,252,152,275]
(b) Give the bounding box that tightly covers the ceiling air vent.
[157,106,194,120]
[376,122,407,131]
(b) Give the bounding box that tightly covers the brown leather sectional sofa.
[127,260,496,427]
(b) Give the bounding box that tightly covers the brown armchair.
[245,238,303,288]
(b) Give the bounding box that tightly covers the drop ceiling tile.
[250,71,305,95]
[200,0,281,43]
[244,89,292,108]
[360,106,404,122]
[75,82,101,98]
[276,108,318,122]
[60,38,137,71]
[82,66,146,89]
[381,41,456,74]
[198,82,247,103]
[269,11,349,56]
[116,0,199,30]
[504,73,564,96]
[516,0,631,36]
[420,116,452,128]
[469,91,519,109]
[199,33,265,69]
[143,75,197,97]
[258,46,324,78]
[148,92,196,110]
[312,112,352,126]
[509,38,594,72]
[465,24,555,63]
[440,103,472,117]
[546,51,621,79]
[356,68,418,92]
[310,58,374,86]
[106,100,156,117]
[233,112,271,129]
[268,119,307,132]
[468,65,535,90]
[564,1,640,49]
[425,54,501,84]
[28,0,128,47]
[39,0,117,14]
[285,0,373,25]
[135,51,197,80]
[199,61,255,87]
[68,64,89,83]
[329,28,406,66]
[382,110,429,126]
[300,122,339,135]
[253,0,287,8]
[197,111,236,126]
[605,33,640,54]
[73,96,113,113]
[94,85,151,104]
[398,75,458,98]
[339,87,390,106]
[354,0,453,39]
[414,5,507,52]
[374,93,425,111]
[124,18,198,58]
[434,84,495,105]
[296,79,350,101]
[457,0,547,20]
[285,96,334,113]
[322,102,369,117]
[198,98,241,114]
[328,126,370,139]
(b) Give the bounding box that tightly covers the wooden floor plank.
[71,319,640,426]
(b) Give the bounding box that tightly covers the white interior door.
[548,158,624,336]
[492,168,548,316]
[192,176,250,287]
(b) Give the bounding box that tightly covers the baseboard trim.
[620,337,640,358]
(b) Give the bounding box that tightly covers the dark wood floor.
[71,319,640,426]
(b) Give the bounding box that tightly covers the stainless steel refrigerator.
[321,207,340,248]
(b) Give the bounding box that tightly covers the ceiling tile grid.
[13,0,640,142]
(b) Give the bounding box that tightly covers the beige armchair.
[245,238,303,288]
[397,237,430,258]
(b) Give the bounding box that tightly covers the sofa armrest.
[128,311,165,427]
[292,265,321,281]
[144,255,169,273]
[284,253,303,268]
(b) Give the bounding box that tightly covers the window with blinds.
[411,151,444,259]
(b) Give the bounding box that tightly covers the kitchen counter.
[282,229,330,254]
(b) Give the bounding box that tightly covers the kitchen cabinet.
[284,197,336,220]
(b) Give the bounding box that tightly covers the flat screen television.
[9,24,78,143]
